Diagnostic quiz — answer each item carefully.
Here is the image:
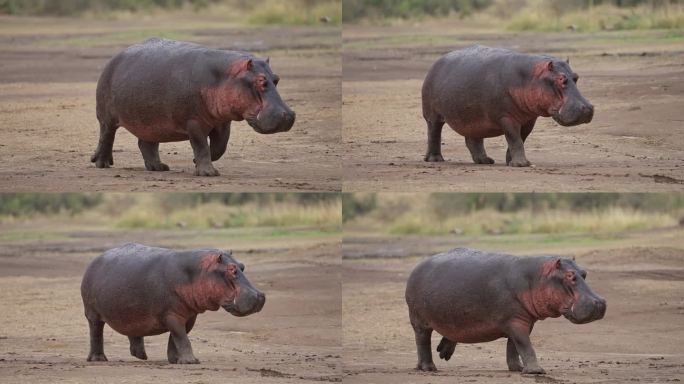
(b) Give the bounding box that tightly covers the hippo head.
[227,57,296,134]
[194,251,265,317]
[534,60,594,126]
[538,258,606,324]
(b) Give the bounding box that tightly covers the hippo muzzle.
[552,87,594,127]
[563,280,606,324]
[222,271,266,317]
[247,89,296,134]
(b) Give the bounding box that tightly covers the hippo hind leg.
[86,315,108,362]
[138,140,170,171]
[506,337,523,371]
[465,137,495,164]
[129,336,148,360]
[410,315,437,371]
[91,120,118,168]
[424,119,445,162]
[436,337,457,361]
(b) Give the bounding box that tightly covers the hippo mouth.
[221,295,266,317]
[563,303,605,324]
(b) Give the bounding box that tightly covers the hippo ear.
[566,57,570,65]
[546,61,555,72]
[228,59,253,76]
[554,259,562,270]
[265,56,270,65]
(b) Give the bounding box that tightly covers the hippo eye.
[561,76,568,87]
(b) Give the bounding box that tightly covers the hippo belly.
[432,320,506,344]
[119,119,191,143]
[446,117,504,139]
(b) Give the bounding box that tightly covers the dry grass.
[346,194,681,236]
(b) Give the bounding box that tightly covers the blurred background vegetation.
[0,193,341,231]
[343,0,684,30]
[0,0,342,25]
[343,193,684,235]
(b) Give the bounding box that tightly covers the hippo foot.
[92,153,113,168]
[144,162,170,172]
[424,153,445,162]
[415,362,437,372]
[436,338,456,361]
[473,156,495,165]
[194,164,220,177]
[508,159,531,167]
[175,356,200,364]
[130,347,148,361]
[522,366,546,375]
[87,352,108,362]
[507,361,523,372]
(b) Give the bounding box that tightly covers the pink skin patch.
[508,61,565,123]
[174,254,239,316]
[516,259,575,321]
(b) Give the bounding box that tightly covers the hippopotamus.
[91,38,295,176]
[422,45,594,167]
[405,248,606,374]
[81,243,265,364]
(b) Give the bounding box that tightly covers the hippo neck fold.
[174,269,234,314]
[517,261,572,321]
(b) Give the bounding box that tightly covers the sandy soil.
[0,225,342,383]
[0,16,341,192]
[342,25,684,191]
[342,232,684,383]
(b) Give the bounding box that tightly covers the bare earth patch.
[0,17,341,192]
[342,232,684,383]
[0,226,342,383]
[342,26,684,192]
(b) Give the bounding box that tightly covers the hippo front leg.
[505,119,535,166]
[209,123,231,162]
[129,336,148,360]
[465,138,495,164]
[506,338,523,372]
[501,118,531,167]
[167,315,197,364]
[138,140,170,171]
[187,120,219,177]
[506,326,545,374]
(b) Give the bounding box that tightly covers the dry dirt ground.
[0,223,341,383]
[342,230,684,383]
[0,16,341,192]
[343,25,684,191]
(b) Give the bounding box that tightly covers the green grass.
[113,199,341,231]
[386,207,677,236]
